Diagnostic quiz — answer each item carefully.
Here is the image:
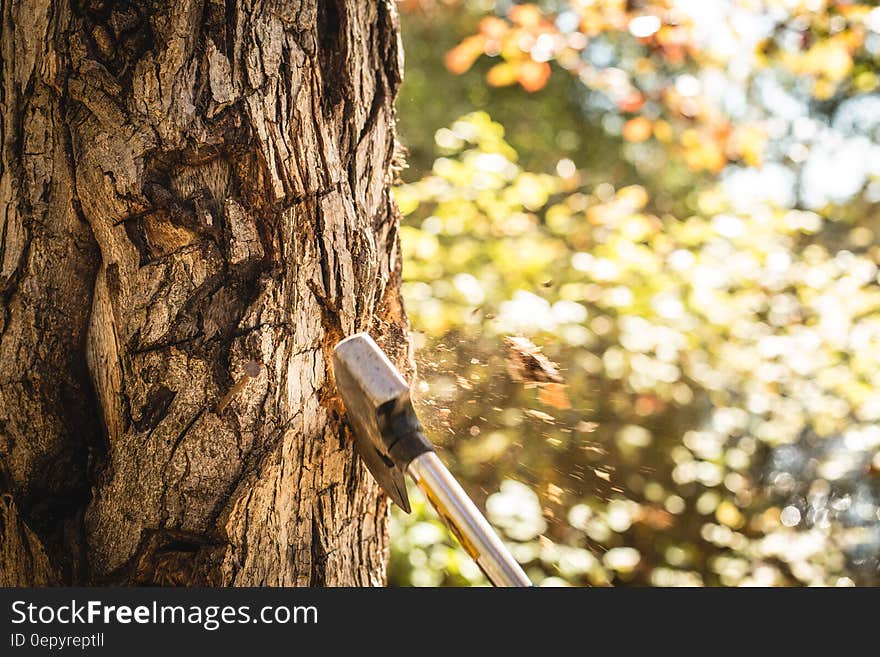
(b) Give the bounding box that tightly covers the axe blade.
[333,333,413,512]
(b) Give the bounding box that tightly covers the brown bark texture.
[0,0,408,586]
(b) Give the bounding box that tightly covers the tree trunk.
[0,0,407,586]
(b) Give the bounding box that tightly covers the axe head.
[333,333,423,512]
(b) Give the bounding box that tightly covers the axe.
[333,333,532,587]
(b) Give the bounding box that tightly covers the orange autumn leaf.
[445,35,486,75]
[660,43,687,66]
[635,506,675,530]
[617,91,645,113]
[487,61,520,87]
[479,16,509,40]
[517,60,552,92]
[538,383,571,410]
[622,116,653,142]
[508,4,543,28]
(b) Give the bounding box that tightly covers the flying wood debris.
[538,384,571,410]
[504,335,571,409]
[504,336,563,384]
[594,468,612,482]
[526,409,556,423]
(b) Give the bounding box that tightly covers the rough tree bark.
[0,0,408,586]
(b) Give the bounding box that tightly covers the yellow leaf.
[716,501,745,529]
[856,70,879,92]
[486,61,519,87]
[812,77,836,101]
[682,131,726,173]
[617,185,649,211]
[652,119,673,143]
[730,124,767,168]
[819,41,853,81]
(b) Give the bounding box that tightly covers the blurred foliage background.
[388,0,880,587]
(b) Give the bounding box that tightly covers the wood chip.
[504,335,564,385]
